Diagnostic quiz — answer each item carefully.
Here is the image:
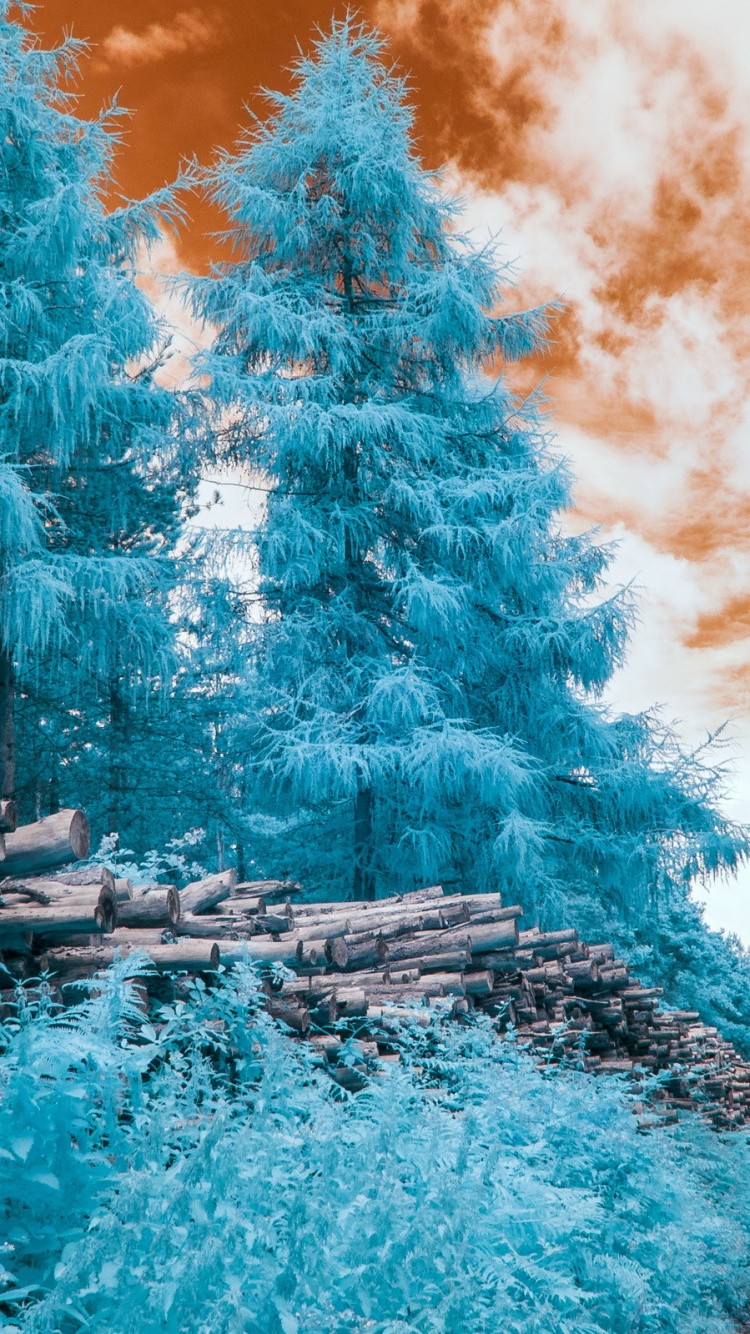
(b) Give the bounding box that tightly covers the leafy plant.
[0,963,749,1332]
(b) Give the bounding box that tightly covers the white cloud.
[95,9,222,71]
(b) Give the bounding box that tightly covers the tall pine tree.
[188,21,746,916]
[0,3,205,847]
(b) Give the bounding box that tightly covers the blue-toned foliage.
[186,21,747,923]
[0,964,749,1332]
[0,1,222,848]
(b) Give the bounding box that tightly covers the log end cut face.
[167,885,181,925]
[94,890,117,934]
[69,810,91,861]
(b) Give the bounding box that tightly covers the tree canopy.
[0,2,211,847]
[186,20,747,916]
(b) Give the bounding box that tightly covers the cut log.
[117,887,180,929]
[106,928,168,949]
[174,915,243,939]
[410,971,465,996]
[335,986,368,1017]
[290,893,491,925]
[289,901,349,919]
[380,950,469,974]
[244,912,290,934]
[291,905,414,932]
[0,874,114,905]
[324,936,350,968]
[364,983,436,1004]
[586,942,615,962]
[386,926,473,965]
[464,904,524,926]
[299,966,413,989]
[0,799,17,834]
[49,865,115,892]
[220,898,265,918]
[523,964,558,984]
[530,941,579,962]
[400,884,446,902]
[133,940,221,972]
[219,937,302,968]
[464,970,495,998]
[597,967,631,990]
[179,869,236,916]
[467,920,519,953]
[0,884,117,935]
[232,879,302,901]
[339,935,389,970]
[473,951,522,972]
[265,996,310,1033]
[517,928,578,949]
[40,938,222,975]
[336,913,427,944]
[1,886,51,907]
[2,810,90,876]
[330,1064,368,1091]
[115,878,134,902]
[384,966,421,984]
[295,940,329,968]
[565,959,601,985]
[287,915,351,942]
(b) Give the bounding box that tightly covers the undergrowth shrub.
[0,960,748,1333]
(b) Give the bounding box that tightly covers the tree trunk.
[0,649,15,802]
[108,679,130,836]
[353,781,375,900]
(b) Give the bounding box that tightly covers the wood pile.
[1,812,748,1129]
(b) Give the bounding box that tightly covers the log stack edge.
[1,815,748,1130]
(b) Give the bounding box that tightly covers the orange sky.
[27,3,750,626]
[25,0,750,930]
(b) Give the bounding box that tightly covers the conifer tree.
[0,4,198,838]
[188,21,746,913]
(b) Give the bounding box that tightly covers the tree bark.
[174,914,243,938]
[40,938,221,978]
[518,928,578,949]
[0,884,116,935]
[233,879,302,901]
[386,924,476,964]
[2,809,90,876]
[179,869,237,915]
[117,887,180,928]
[108,678,128,836]
[48,865,115,892]
[0,649,15,802]
[353,781,375,900]
[380,949,469,974]
[0,800,17,834]
[1,870,113,900]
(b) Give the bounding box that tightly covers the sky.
[25,0,750,938]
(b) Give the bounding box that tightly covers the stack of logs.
[1,809,749,1129]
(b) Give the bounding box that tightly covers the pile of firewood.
[1,809,749,1129]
